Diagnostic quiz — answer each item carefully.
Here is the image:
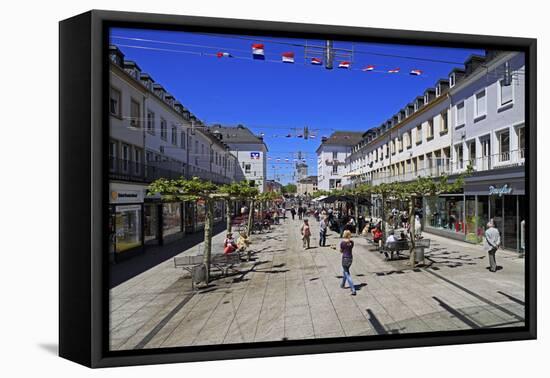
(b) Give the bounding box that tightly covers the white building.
[108,45,240,260]
[316,131,363,191]
[345,50,526,252]
[209,124,268,192]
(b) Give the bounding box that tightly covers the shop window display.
[196,200,206,228]
[465,196,479,243]
[144,203,159,244]
[162,202,182,237]
[115,205,142,253]
[425,195,465,234]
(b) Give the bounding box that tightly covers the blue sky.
[110,28,484,184]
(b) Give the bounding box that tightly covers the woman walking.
[339,230,357,295]
[300,219,311,249]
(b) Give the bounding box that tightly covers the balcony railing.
[363,149,525,186]
[109,158,232,184]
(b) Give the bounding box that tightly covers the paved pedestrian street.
[109,216,525,351]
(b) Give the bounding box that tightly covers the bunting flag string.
[112,42,432,78]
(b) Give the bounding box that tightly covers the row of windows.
[454,79,514,128]
[111,88,234,171]
[109,140,236,175]
[360,125,525,181]
[351,112,449,169]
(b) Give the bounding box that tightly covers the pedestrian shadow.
[354,283,367,291]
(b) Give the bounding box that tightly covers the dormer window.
[436,85,441,97]
[450,73,456,88]
[424,94,429,104]
[414,102,419,112]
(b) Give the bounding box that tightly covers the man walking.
[484,221,501,272]
[319,217,327,247]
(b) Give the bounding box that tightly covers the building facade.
[317,131,363,191]
[345,51,526,252]
[297,176,318,196]
[209,124,268,192]
[108,45,240,262]
[266,180,283,193]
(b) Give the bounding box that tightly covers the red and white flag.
[252,44,265,60]
[282,52,295,63]
[388,68,400,73]
[311,57,322,65]
[338,61,351,69]
[216,52,232,58]
[362,65,375,71]
[410,69,422,76]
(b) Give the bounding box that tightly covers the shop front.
[109,182,147,261]
[465,180,526,253]
[162,202,184,243]
[423,170,526,253]
[424,194,466,241]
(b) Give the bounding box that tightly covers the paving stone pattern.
[109,215,525,350]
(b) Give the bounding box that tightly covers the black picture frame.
[59,9,537,368]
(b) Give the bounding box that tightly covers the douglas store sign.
[489,184,513,197]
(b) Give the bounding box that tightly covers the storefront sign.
[489,184,513,197]
[110,183,146,203]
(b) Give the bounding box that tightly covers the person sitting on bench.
[372,222,383,244]
[383,230,398,259]
[223,232,238,254]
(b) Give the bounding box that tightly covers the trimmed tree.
[148,177,220,283]
[219,181,260,234]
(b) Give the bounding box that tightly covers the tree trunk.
[260,201,264,222]
[408,197,416,268]
[354,197,360,236]
[247,199,255,236]
[203,199,214,283]
[381,193,386,237]
[226,199,232,234]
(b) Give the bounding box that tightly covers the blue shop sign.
[489,184,513,197]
